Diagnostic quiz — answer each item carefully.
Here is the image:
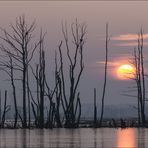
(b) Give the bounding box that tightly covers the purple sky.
[0,2,148,105]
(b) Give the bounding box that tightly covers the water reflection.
[38,130,44,148]
[117,128,136,148]
[138,128,145,148]
[21,130,27,148]
[2,129,6,148]
[14,130,18,148]
[100,129,105,148]
[93,129,97,148]
[0,128,148,148]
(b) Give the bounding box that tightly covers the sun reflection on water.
[117,128,136,148]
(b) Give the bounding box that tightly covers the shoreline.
[0,118,148,129]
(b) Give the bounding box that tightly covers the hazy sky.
[0,2,148,105]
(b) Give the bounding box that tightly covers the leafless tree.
[1,90,10,128]
[139,29,146,125]
[30,31,46,128]
[52,51,62,127]
[94,88,97,127]
[38,32,46,128]
[99,23,109,127]
[133,48,141,125]
[58,20,86,128]
[133,29,146,126]
[0,15,40,128]
[0,90,1,126]
[0,55,18,127]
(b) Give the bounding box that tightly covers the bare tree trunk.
[74,93,81,127]
[2,91,10,128]
[55,51,62,128]
[0,90,1,127]
[22,64,27,128]
[137,36,143,126]
[38,31,46,128]
[9,57,18,128]
[94,88,97,127]
[134,49,141,126]
[38,53,45,128]
[140,29,146,126]
[27,69,31,128]
[99,23,109,127]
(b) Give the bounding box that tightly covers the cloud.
[112,34,148,41]
[96,61,120,67]
[115,42,148,47]
[96,56,134,68]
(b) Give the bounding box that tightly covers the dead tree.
[31,46,46,128]
[1,91,10,128]
[30,32,59,128]
[38,40,45,128]
[99,23,109,127]
[133,48,141,125]
[0,55,18,127]
[0,15,40,128]
[139,29,146,126]
[30,31,46,128]
[44,65,61,128]
[133,29,146,126]
[94,88,97,127]
[58,20,86,128]
[30,64,40,127]
[54,51,62,127]
[30,31,56,128]
[0,90,2,127]
[44,51,62,128]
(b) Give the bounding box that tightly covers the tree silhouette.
[58,20,86,128]
[0,15,40,128]
[99,23,109,127]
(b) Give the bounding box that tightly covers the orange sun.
[117,64,135,80]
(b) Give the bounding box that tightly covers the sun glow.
[117,64,135,80]
[117,129,136,148]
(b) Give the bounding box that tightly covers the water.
[0,128,147,148]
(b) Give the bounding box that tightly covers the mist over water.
[0,128,147,148]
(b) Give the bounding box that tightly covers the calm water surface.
[0,128,147,148]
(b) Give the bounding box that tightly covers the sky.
[0,1,148,105]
